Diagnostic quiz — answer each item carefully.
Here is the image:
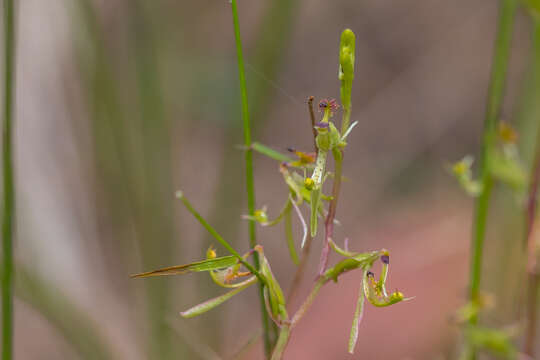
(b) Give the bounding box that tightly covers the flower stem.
[284,202,299,265]
[273,276,326,360]
[270,324,290,360]
[230,1,275,356]
[466,0,516,357]
[1,0,15,358]
[319,152,343,275]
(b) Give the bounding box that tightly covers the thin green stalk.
[467,0,516,357]
[176,192,265,285]
[284,202,299,265]
[269,325,290,360]
[2,0,15,358]
[230,1,274,356]
[272,278,325,360]
[523,20,540,358]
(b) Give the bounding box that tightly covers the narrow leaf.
[341,120,358,142]
[284,204,299,265]
[175,191,265,284]
[131,256,237,278]
[252,142,293,163]
[290,195,308,249]
[180,277,256,318]
[349,272,366,354]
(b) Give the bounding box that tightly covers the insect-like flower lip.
[366,271,374,278]
[318,98,339,112]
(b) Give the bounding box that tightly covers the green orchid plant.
[132,28,411,359]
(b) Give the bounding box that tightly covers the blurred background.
[7,0,540,358]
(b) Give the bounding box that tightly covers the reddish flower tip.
[318,98,339,112]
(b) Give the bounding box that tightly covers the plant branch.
[284,97,319,304]
[273,254,380,360]
[230,1,274,356]
[2,0,15,358]
[466,0,516,358]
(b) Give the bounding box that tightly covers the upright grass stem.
[230,1,274,356]
[1,0,15,358]
[523,21,540,358]
[467,0,516,357]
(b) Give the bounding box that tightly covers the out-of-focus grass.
[70,0,186,358]
[15,266,114,360]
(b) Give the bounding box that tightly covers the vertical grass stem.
[1,0,15,358]
[467,0,516,358]
[230,1,274,356]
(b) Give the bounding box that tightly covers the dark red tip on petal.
[381,255,389,264]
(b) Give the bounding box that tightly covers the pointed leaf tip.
[180,278,256,318]
[349,272,366,354]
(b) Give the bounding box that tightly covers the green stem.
[270,325,290,360]
[284,202,299,265]
[467,0,516,358]
[230,1,274,356]
[523,20,540,358]
[176,192,265,285]
[271,279,325,360]
[290,277,325,327]
[2,0,15,358]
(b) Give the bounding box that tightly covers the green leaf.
[284,203,299,265]
[252,142,293,163]
[348,271,366,354]
[131,255,238,278]
[180,277,257,318]
[175,191,266,285]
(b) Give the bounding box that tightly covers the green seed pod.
[329,122,341,149]
[316,132,331,152]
